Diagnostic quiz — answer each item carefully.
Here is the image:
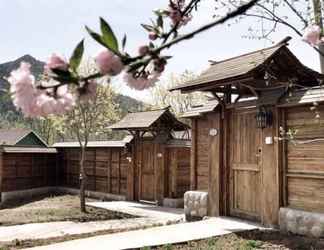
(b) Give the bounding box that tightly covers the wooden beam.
[179,76,255,93]
[208,112,221,216]
[170,149,178,198]
[190,119,198,190]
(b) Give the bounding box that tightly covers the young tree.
[63,83,119,212]
[59,59,119,212]
[151,71,207,116]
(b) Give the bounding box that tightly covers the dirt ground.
[149,230,324,250]
[0,194,134,226]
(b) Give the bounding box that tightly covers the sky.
[0,0,319,103]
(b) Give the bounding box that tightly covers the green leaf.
[86,26,107,47]
[51,68,72,77]
[100,17,119,52]
[70,39,84,72]
[141,24,154,32]
[157,15,163,29]
[122,34,127,50]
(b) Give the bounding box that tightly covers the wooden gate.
[229,108,262,221]
[138,141,156,202]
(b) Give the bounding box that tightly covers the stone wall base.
[184,191,208,221]
[280,207,324,238]
[1,187,55,204]
[0,186,126,206]
[56,187,126,201]
[163,198,184,208]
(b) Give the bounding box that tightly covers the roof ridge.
[209,43,284,66]
[128,107,169,114]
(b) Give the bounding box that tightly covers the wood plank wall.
[191,111,222,216]
[285,105,324,212]
[166,147,190,198]
[195,115,215,190]
[59,148,128,196]
[1,153,56,192]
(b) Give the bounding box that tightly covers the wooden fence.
[57,148,130,196]
[285,105,324,212]
[1,152,56,192]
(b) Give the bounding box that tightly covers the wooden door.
[139,142,155,202]
[229,108,262,221]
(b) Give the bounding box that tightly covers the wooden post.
[170,149,178,198]
[222,108,230,215]
[106,149,110,193]
[208,112,222,216]
[155,143,165,205]
[190,119,197,190]
[261,107,280,226]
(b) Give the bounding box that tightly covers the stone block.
[184,191,208,222]
[280,207,324,238]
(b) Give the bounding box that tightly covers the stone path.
[0,201,183,242]
[26,217,261,250]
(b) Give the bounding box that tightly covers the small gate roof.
[170,41,323,94]
[0,128,48,147]
[108,107,189,131]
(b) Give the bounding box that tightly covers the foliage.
[61,83,119,144]
[150,71,207,116]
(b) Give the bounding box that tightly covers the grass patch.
[0,194,134,226]
[143,229,324,250]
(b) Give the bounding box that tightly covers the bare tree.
[151,71,207,116]
[214,0,324,71]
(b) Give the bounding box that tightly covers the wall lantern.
[256,106,273,129]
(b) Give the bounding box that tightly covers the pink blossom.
[168,0,192,27]
[148,32,157,40]
[34,88,75,117]
[138,45,150,56]
[45,53,69,72]
[302,25,322,46]
[95,49,124,76]
[8,62,75,117]
[124,72,160,91]
[79,80,97,101]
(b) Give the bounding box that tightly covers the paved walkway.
[88,201,184,220]
[0,201,183,242]
[26,217,261,250]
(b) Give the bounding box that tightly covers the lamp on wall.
[256,106,273,129]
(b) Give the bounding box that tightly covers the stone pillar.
[184,191,208,221]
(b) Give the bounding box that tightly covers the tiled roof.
[2,146,57,153]
[53,135,133,148]
[108,108,189,131]
[171,45,283,91]
[182,99,219,118]
[0,128,32,146]
[279,87,324,107]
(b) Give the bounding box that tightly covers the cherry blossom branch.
[155,0,259,53]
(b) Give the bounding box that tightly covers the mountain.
[0,55,146,117]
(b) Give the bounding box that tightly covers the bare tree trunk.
[80,145,87,213]
[318,44,324,73]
